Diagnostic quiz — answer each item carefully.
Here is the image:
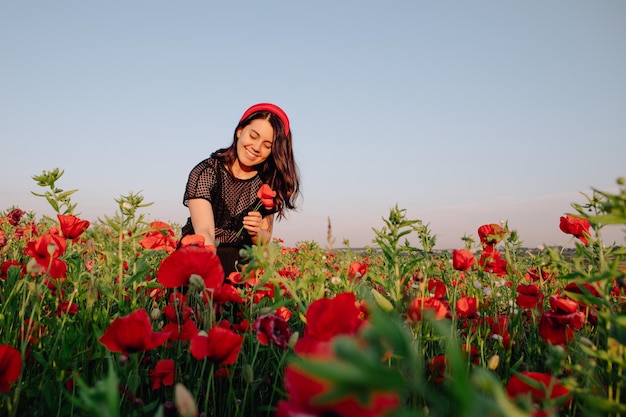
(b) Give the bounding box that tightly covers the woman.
[181,103,300,276]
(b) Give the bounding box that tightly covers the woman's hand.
[242,211,263,238]
[243,212,273,244]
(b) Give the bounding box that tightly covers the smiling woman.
[179,103,301,276]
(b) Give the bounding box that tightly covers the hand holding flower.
[236,184,276,238]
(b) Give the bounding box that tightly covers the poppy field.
[1,169,625,417]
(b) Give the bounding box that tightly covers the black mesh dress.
[181,157,276,276]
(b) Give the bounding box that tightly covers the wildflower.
[1,260,24,280]
[157,245,224,289]
[427,278,446,299]
[407,297,448,322]
[539,295,585,346]
[452,249,476,271]
[23,232,68,279]
[506,371,571,407]
[212,283,245,304]
[99,308,170,355]
[428,355,448,384]
[139,221,177,253]
[276,363,400,417]
[190,327,243,365]
[6,208,26,226]
[149,359,175,389]
[253,313,292,349]
[516,284,543,309]
[348,261,368,279]
[294,292,364,356]
[463,343,480,364]
[56,300,79,316]
[0,344,22,393]
[486,315,511,349]
[559,214,591,244]
[479,247,508,276]
[57,214,90,240]
[477,223,508,247]
[456,296,478,319]
[163,319,199,343]
[257,183,276,210]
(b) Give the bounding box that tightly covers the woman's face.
[236,118,274,170]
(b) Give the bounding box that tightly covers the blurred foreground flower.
[0,344,22,393]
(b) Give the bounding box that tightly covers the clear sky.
[1,1,625,249]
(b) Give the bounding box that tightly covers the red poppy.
[0,344,22,393]
[428,355,448,384]
[276,306,293,322]
[559,214,591,244]
[157,245,224,289]
[407,297,448,322]
[516,284,543,309]
[294,292,364,356]
[478,247,508,276]
[486,315,511,349]
[24,232,68,278]
[190,327,243,365]
[212,284,245,304]
[506,371,571,406]
[427,278,446,299]
[452,249,476,271]
[348,261,368,279]
[56,300,79,316]
[99,308,170,355]
[253,314,292,349]
[477,223,508,247]
[462,343,480,364]
[524,267,556,282]
[276,363,400,417]
[257,184,276,210]
[1,260,24,280]
[6,208,26,226]
[139,221,177,253]
[539,295,585,345]
[163,293,192,322]
[149,359,175,389]
[57,214,90,240]
[163,319,199,343]
[456,296,478,319]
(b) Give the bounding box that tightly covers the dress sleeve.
[183,159,217,207]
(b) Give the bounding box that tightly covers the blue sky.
[1,1,625,249]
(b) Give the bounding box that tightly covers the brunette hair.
[213,110,300,219]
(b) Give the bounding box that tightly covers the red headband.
[239,103,290,136]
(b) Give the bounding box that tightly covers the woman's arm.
[187,198,216,246]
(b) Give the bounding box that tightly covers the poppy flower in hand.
[257,184,276,210]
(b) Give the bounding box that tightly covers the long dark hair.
[213,110,301,219]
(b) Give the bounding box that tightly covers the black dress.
[181,157,275,276]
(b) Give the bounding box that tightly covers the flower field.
[1,170,625,417]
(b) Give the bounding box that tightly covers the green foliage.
[31,168,79,215]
